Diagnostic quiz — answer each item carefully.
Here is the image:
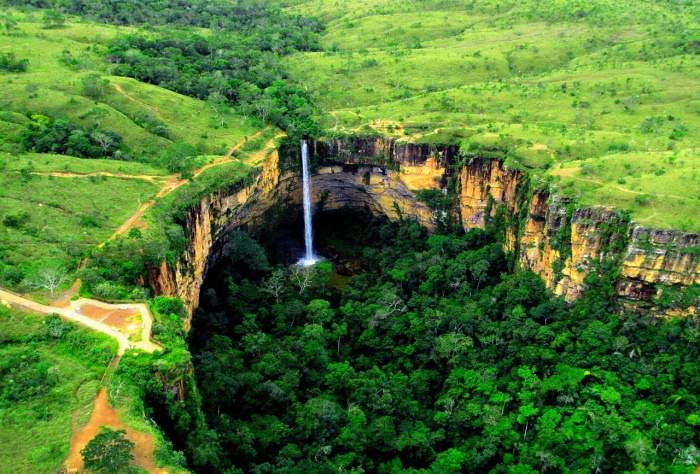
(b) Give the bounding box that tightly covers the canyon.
[149,137,699,318]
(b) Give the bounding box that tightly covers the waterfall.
[298,140,318,266]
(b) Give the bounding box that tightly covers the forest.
[145,212,700,473]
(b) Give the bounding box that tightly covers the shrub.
[635,194,651,206]
[2,213,29,229]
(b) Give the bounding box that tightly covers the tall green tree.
[80,426,135,472]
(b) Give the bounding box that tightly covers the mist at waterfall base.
[297,140,320,267]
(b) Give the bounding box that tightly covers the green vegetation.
[0,12,259,158]
[282,0,700,229]
[0,170,160,293]
[0,152,168,175]
[0,308,117,473]
[19,113,127,159]
[77,159,254,301]
[1,0,324,140]
[0,51,28,72]
[181,216,700,472]
[106,297,193,472]
[553,149,700,230]
[81,426,135,473]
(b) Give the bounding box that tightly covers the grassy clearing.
[108,76,259,155]
[0,10,261,160]
[0,171,160,282]
[0,307,116,474]
[0,151,169,175]
[283,0,700,229]
[551,149,700,231]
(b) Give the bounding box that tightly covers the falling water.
[298,140,319,266]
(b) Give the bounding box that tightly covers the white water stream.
[298,140,319,266]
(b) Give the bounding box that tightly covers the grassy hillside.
[0,11,259,158]
[0,307,116,473]
[0,169,161,289]
[0,9,271,292]
[282,0,700,230]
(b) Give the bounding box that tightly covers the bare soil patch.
[66,387,164,473]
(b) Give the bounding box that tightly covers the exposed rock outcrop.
[618,227,700,305]
[151,136,700,319]
[149,146,436,316]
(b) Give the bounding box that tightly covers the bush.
[635,194,651,206]
[153,296,187,319]
[93,282,128,300]
[0,53,28,73]
[3,212,30,229]
[607,142,630,152]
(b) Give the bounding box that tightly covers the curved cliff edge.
[150,137,699,319]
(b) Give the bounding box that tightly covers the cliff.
[149,142,439,316]
[150,149,284,317]
[151,136,700,318]
[618,227,700,302]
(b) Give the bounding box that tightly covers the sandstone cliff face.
[150,150,284,317]
[618,227,700,303]
[312,137,460,168]
[458,159,522,229]
[453,156,698,307]
[518,200,628,301]
[312,167,434,226]
[152,138,700,318]
[149,145,438,317]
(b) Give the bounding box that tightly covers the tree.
[92,132,116,155]
[161,142,197,173]
[207,92,230,127]
[83,107,110,128]
[81,426,134,472]
[43,10,66,29]
[253,96,278,123]
[260,268,287,304]
[25,265,68,298]
[470,258,490,290]
[82,74,108,100]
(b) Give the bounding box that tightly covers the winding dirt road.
[0,289,165,472]
[0,288,160,355]
[110,82,163,117]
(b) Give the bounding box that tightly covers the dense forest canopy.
[148,213,700,473]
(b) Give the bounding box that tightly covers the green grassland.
[0,170,160,286]
[1,151,169,175]
[283,0,700,230]
[0,10,259,159]
[552,149,700,231]
[0,307,116,473]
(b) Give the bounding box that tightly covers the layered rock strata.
[151,137,700,318]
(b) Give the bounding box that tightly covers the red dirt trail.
[65,387,166,473]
